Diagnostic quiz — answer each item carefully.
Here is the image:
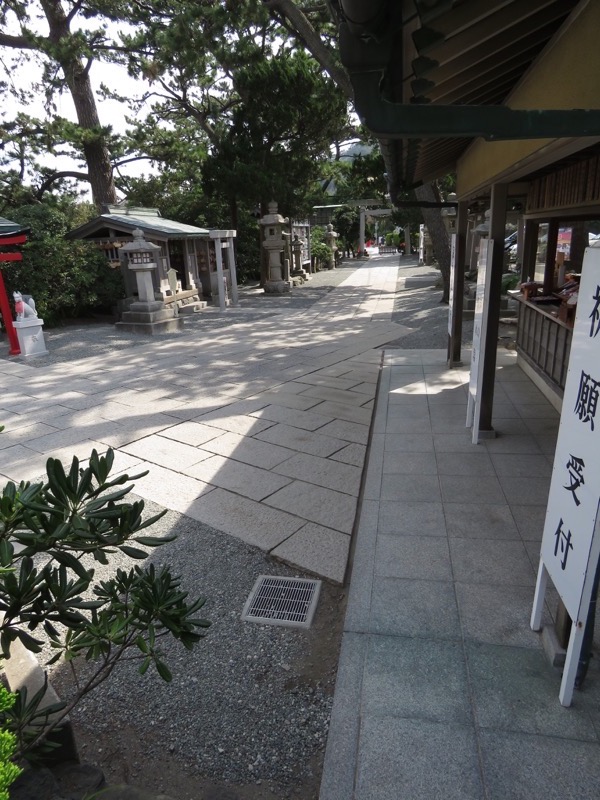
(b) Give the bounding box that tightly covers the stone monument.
[115,228,184,334]
[260,202,292,294]
[12,291,48,357]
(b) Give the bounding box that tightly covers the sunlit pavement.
[2,254,600,797]
[320,349,600,799]
[0,254,410,583]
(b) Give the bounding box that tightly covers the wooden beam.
[351,74,600,140]
[448,200,468,366]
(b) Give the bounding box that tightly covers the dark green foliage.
[310,225,331,269]
[3,201,124,326]
[201,49,348,217]
[124,173,262,283]
[332,206,360,254]
[0,448,210,759]
[501,271,521,293]
[0,687,21,798]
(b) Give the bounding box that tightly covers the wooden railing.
[515,295,572,391]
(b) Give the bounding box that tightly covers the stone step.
[115,317,184,334]
[178,301,207,315]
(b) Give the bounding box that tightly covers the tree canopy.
[1,1,351,217]
[0,1,450,294]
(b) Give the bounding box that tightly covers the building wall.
[456,1,600,199]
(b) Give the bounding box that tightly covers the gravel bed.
[48,498,344,796]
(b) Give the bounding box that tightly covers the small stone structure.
[115,229,184,334]
[65,206,236,313]
[291,234,310,283]
[261,202,292,294]
[325,223,339,269]
[12,291,48,357]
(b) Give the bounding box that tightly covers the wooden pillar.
[521,219,539,283]
[543,218,559,295]
[448,200,468,366]
[0,268,20,355]
[515,217,525,271]
[479,182,508,434]
[569,220,587,270]
[465,217,474,270]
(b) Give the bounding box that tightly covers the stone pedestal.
[14,318,48,357]
[116,306,183,335]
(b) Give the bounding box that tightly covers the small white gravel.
[49,500,342,787]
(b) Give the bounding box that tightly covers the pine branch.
[35,170,89,198]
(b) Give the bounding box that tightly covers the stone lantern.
[291,234,309,282]
[116,228,183,334]
[325,223,339,269]
[260,201,292,294]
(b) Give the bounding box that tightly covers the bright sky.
[1,11,155,198]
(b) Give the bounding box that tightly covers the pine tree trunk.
[415,183,451,303]
[41,0,118,208]
[66,64,118,207]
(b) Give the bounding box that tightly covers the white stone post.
[168,268,179,315]
[213,237,227,312]
[226,235,239,306]
[210,229,238,310]
[359,207,366,256]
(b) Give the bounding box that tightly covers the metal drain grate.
[242,575,322,629]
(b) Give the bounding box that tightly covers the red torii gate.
[0,228,28,355]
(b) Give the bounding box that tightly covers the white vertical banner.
[466,239,493,443]
[448,233,456,336]
[531,246,600,706]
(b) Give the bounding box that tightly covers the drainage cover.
[242,575,322,629]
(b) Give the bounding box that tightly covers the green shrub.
[501,272,521,293]
[3,203,125,326]
[311,241,332,269]
[308,225,331,268]
[0,449,209,760]
[0,685,22,798]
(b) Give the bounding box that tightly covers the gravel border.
[49,498,344,795]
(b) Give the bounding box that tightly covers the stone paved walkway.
[0,255,415,583]
[320,348,600,800]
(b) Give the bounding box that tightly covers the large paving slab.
[0,257,404,582]
[320,349,600,800]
